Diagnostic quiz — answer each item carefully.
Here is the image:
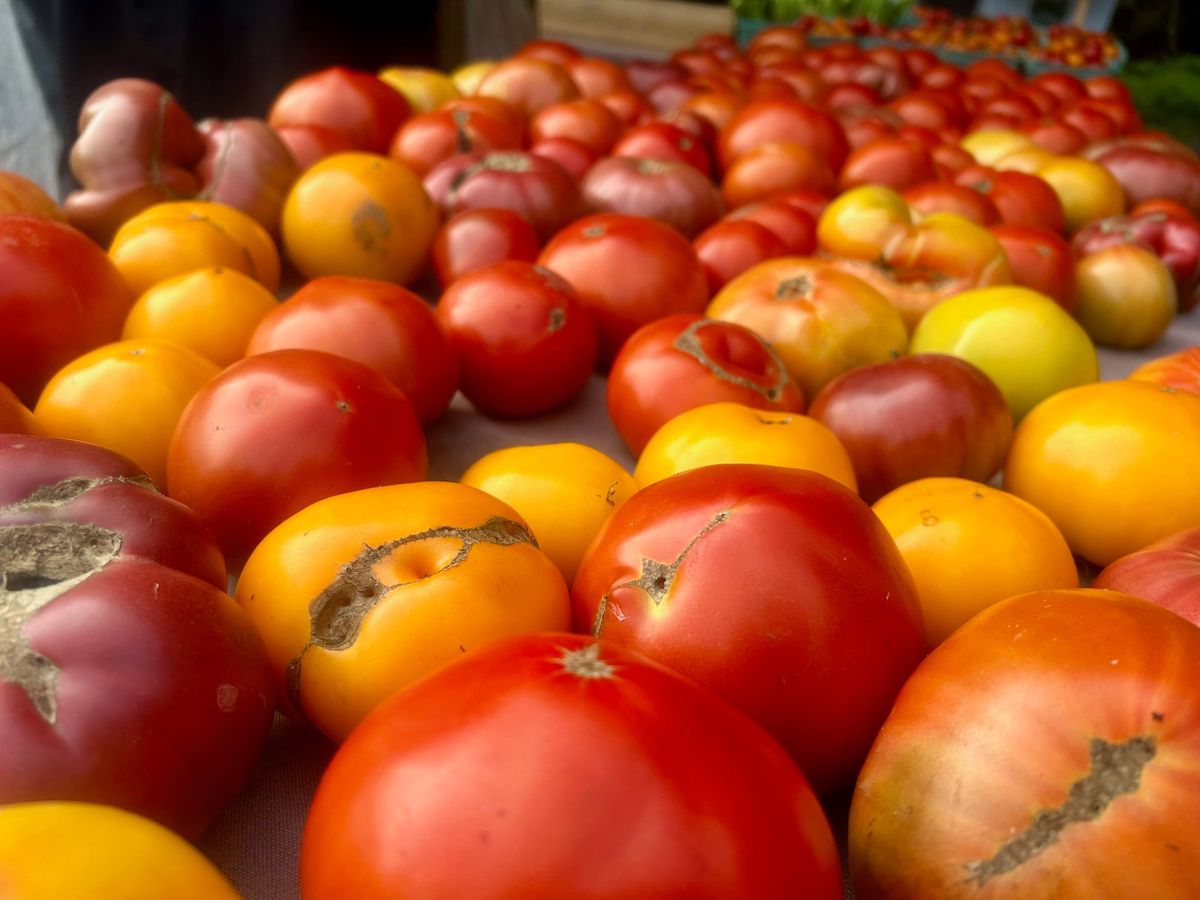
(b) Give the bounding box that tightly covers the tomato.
[1073,244,1177,349]
[537,213,709,367]
[956,166,1066,233]
[431,207,540,286]
[721,141,834,209]
[516,38,581,65]
[167,349,427,570]
[903,181,1000,227]
[0,383,39,435]
[236,482,570,741]
[851,588,1200,899]
[809,354,1012,504]
[1036,156,1126,232]
[0,803,240,899]
[448,60,496,96]
[707,257,908,401]
[439,95,527,144]
[564,55,634,98]
[387,108,521,177]
[596,89,653,128]
[990,224,1076,309]
[377,66,460,115]
[274,123,357,171]
[121,265,280,367]
[424,150,582,242]
[0,171,64,220]
[302,633,841,898]
[110,200,281,298]
[459,443,636,583]
[476,57,581,118]
[195,117,300,240]
[1020,118,1087,155]
[246,276,459,424]
[530,98,624,155]
[0,215,131,406]
[1004,380,1200,566]
[1129,346,1200,395]
[530,135,599,180]
[1090,144,1200,219]
[910,285,1098,420]
[436,261,597,417]
[840,136,936,192]
[611,121,713,176]
[693,219,787,294]
[282,152,438,285]
[580,156,723,239]
[633,401,856,490]
[573,464,924,793]
[34,339,220,488]
[723,198,817,254]
[268,66,410,154]
[718,98,849,174]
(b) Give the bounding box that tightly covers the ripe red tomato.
[529,98,624,155]
[476,57,581,119]
[303,633,844,898]
[851,588,1200,899]
[991,224,1076,309]
[529,136,599,180]
[572,464,925,793]
[721,141,835,209]
[537,213,709,366]
[268,66,411,154]
[387,108,521,177]
[693,219,788,294]
[246,276,459,424]
[431,207,540,286]
[611,121,713,176]
[167,349,428,570]
[723,198,817,255]
[436,261,597,417]
[718,98,849,174]
[957,166,1066,234]
[0,215,131,406]
[606,313,806,454]
[903,181,1001,227]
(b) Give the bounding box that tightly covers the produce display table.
[198,311,1200,899]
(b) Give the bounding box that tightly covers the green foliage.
[1120,55,1200,149]
[730,0,913,27]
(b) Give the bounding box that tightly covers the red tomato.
[957,166,1066,234]
[0,215,131,406]
[564,56,634,98]
[387,108,521,177]
[268,66,410,154]
[529,99,623,155]
[840,136,936,192]
[529,136,599,180]
[580,156,722,239]
[573,464,925,793]
[991,224,1076,309]
[436,261,597,417]
[723,198,817,254]
[851,588,1200,899]
[722,141,835,209]
[611,121,713,176]
[1092,528,1200,627]
[246,276,458,424]
[595,90,653,128]
[476,57,581,119]
[1028,71,1087,105]
[431,207,540,286]
[302,633,842,899]
[889,91,965,131]
[438,96,527,144]
[693,219,788,294]
[1020,118,1088,155]
[272,124,357,171]
[537,213,709,366]
[606,313,805,454]
[515,38,581,66]
[903,181,1001,227]
[167,349,427,569]
[718,98,849,174]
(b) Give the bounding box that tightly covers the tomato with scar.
[236,481,571,742]
[0,435,274,838]
[851,589,1200,898]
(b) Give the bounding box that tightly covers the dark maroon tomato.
[693,219,788,295]
[166,349,428,570]
[572,464,926,794]
[808,354,1014,503]
[423,151,582,241]
[302,633,843,899]
[268,66,411,154]
[431,207,540,287]
[537,213,709,367]
[0,434,225,589]
[580,156,722,239]
[436,261,597,417]
[606,314,806,455]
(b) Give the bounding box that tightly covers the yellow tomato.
[281,152,439,285]
[1005,380,1200,566]
[460,442,637,584]
[109,201,281,298]
[816,184,912,259]
[379,66,460,113]
[959,129,1037,167]
[236,481,571,741]
[122,266,280,367]
[991,145,1056,175]
[1073,244,1177,349]
[449,60,497,96]
[34,339,220,487]
[873,477,1078,646]
[1034,156,1126,233]
[0,802,240,899]
[634,401,857,490]
[909,285,1098,420]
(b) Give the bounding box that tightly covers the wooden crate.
[538,0,734,58]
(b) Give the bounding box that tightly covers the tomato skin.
[268,66,410,154]
[612,121,714,176]
[990,224,1076,310]
[247,276,459,424]
[166,349,427,571]
[431,207,540,286]
[580,156,723,240]
[388,108,521,177]
[301,633,843,899]
[436,261,598,417]
[0,384,40,435]
[537,213,709,367]
[850,588,1200,900]
[718,98,850,174]
[693,219,789,294]
[0,216,131,406]
[573,464,925,793]
[476,57,582,119]
[1092,528,1200,627]
[530,98,624,155]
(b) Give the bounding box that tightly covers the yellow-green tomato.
[633,401,857,490]
[460,442,637,584]
[909,285,1098,420]
[0,802,241,899]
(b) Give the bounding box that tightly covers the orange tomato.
[1129,346,1200,395]
[816,184,912,259]
[34,339,220,487]
[459,443,637,583]
[236,481,571,741]
[281,152,439,285]
[873,477,1078,646]
[0,802,240,899]
[633,401,857,491]
[122,266,280,367]
[0,382,40,435]
[1005,380,1200,565]
[0,171,65,220]
[109,200,281,299]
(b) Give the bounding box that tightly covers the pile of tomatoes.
[1,22,1199,899]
